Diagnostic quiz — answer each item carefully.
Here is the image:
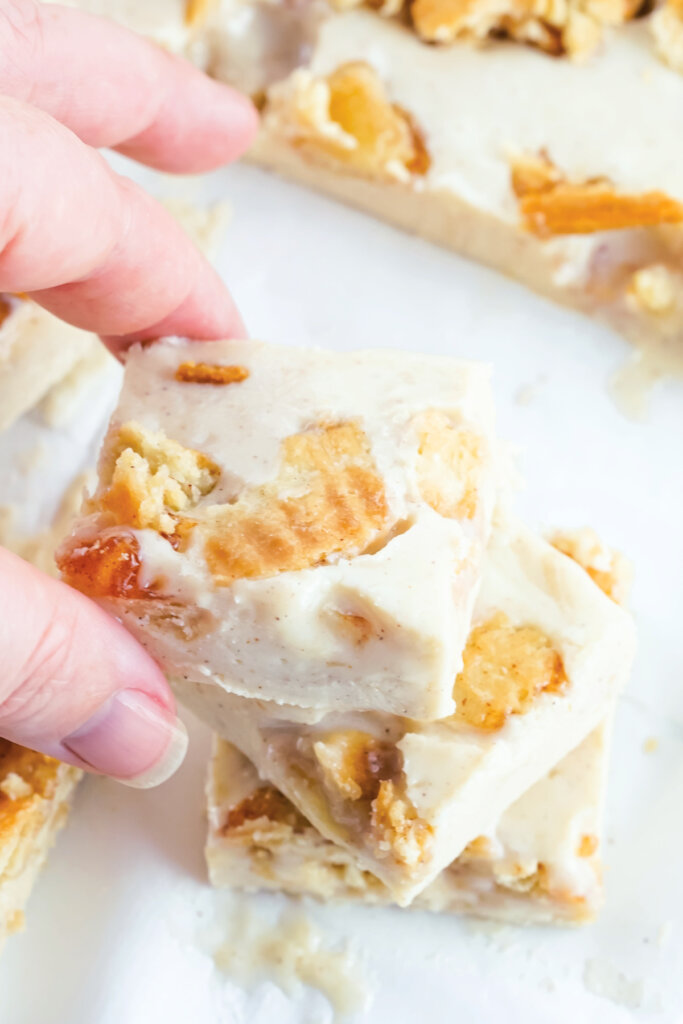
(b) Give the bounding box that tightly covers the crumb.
[582,958,644,1009]
[642,736,659,754]
[213,908,370,1019]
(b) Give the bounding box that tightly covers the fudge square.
[58,337,498,720]
[178,518,635,904]
[206,720,612,926]
[0,741,81,954]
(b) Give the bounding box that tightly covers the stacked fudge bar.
[58,338,636,923]
[0,742,81,952]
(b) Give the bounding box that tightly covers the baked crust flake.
[200,421,389,585]
[97,422,220,535]
[452,612,568,730]
[414,410,483,520]
[265,62,430,181]
[550,527,632,605]
[175,362,250,385]
[511,152,683,237]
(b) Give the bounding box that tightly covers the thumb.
[0,547,186,786]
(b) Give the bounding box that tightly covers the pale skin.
[0,1,259,785]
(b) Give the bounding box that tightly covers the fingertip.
[116,63,260,173]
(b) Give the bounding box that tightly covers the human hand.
[0,0,258,785]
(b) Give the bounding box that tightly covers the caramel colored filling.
[175,362,250,386]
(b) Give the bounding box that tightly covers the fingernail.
[63,690,188,788]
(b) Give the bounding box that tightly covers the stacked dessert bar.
[58,337,636,923]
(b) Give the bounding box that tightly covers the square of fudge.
[0,741,81,953]
[206,719,612,926]
[186,519,634,903]
[58,337,498,720]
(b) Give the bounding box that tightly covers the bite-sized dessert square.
[58,337,498,720]
[206,719,611,925]
[182,517,635,904]
[0,741,81,953]
[0,295,97,432]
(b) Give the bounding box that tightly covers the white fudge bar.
[207,722,611,925]
[247,13,683,380]
[0,296,98,432]
[58,337,498,720]
[181,517,635,903]
[0,742,81,954]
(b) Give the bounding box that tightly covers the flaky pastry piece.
[206,722,609,924]
[410,0,641,59]
[184,517,635,903]
[0,742,81,953]
[264,62,430,181]
[58,337,498,720]
[511,151,683,237]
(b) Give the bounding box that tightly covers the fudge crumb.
[213,908,370,1019]
[582,958,644,1009]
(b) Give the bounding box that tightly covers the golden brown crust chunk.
[175,362,250,386]
[97,422,220,535]
[411,0,639,57]
[550,528,632,605]
[221,786,309,833]
[511,154,683,237]
[413,410,483,520]
[0,741,72,842]
[0,297,11,329]
[453,612,567,730]
[200,421,389,585]
[267,63,430,181]
[313,730,402,802]
[370,779,434,866]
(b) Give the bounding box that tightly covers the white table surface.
[0,160,681,1024]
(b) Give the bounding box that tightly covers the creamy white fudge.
[0,742,81,954]
[58,337,498,720]
[246,13,683,379]
[180,517,635,903]
[207,722,610,925]
[0,296,99,432]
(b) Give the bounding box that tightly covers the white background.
[0,160,681,1024]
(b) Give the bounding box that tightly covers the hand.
[0,0,258,785]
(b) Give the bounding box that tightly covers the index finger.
[0,0,258,172]
[0,97,245,346]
